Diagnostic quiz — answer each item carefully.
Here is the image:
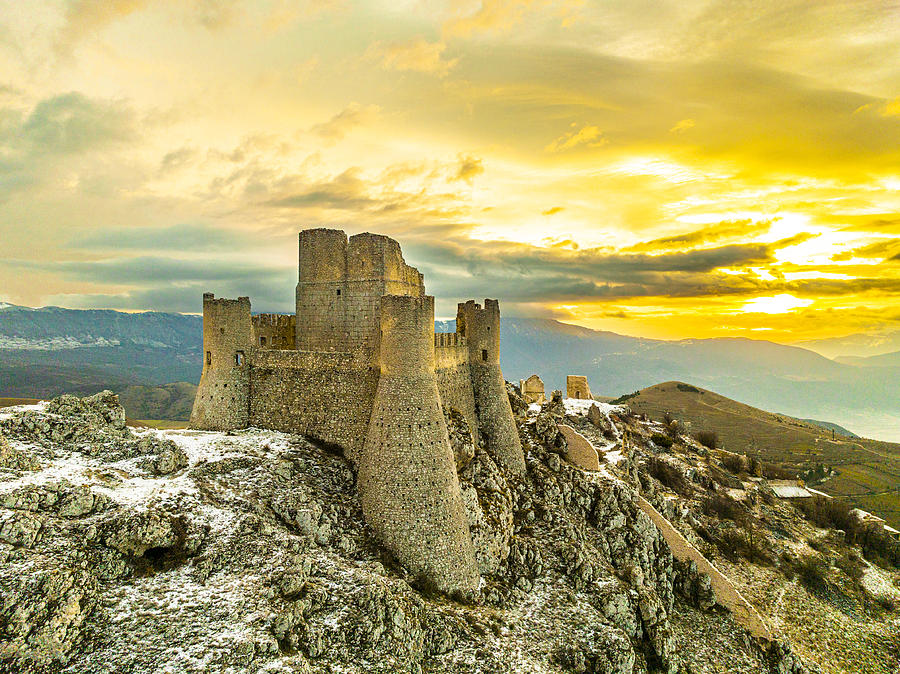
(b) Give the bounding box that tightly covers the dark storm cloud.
[404,237,775,304]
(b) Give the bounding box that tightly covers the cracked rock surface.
[0,392,812,673]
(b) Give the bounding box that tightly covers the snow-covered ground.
[0,412,294,510]
[0,335,122,350]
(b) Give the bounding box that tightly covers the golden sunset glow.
[1,1,899,343]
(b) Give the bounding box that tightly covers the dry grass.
[0,397,41,408]
[626,381,900,528]
[132,419,191,430]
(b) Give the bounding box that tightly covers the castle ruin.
[519,374,546,405]
[566,375,593,400]
[190,228,524,594]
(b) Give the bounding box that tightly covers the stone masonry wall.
[249,349,378,463]
[360,295,479,595]
[191,294,252,431]
[434,334,478,436]
[520,374,546,404]
[457,300,525,474]
[251,314,296,350]
[566,375,593,400]
[295,229,424,364]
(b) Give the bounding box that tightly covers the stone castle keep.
[191,228,525,593]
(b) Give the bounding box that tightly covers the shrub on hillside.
[704,494,748,524]
[715,527,772,565]
[836,551,865,581]
[761,462,797,480]
[661,412,680,439]
[796,496,900,569]
[720,452,746,474]
[650,433,674,449]
[695,430,719,450]
[873,595,898,612]
[647,456,692,495]
[794,555,829,591]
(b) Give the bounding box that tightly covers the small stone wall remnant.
[520,374,546,404]
[567,375,593,400]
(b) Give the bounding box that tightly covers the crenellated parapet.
[252,313,296,349]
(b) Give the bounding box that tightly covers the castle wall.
[457,300,525,474]
[434,334,478,436]
[191,294,252,430]
[567,375,593,400]
[359,295,479,595]
[251,313,296,350]
[249,349,378,461]
[520,374,546,404]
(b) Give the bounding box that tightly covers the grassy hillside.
[1,384,197,423]
[623,381,900,528]
[117,382,197,421]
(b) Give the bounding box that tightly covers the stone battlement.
[191,229,523,595]
[434,332,466,348]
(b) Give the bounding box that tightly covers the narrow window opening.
[206,351,212,366]
[481,349,488,361]
[234,350,245,367]
[336,288,341,296]
[260,336,267,347]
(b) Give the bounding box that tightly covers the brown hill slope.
[621,382,900,528]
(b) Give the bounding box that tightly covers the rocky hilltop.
[0,391,897,673]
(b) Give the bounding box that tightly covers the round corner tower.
[457,299,525,474]
[359,294,479,595]
[190,293,252,430]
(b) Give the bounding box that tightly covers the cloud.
[70,223,254,252]
[56,0,151,54]
[544,125,605,153]
[369,38,458,77]
[310,103,380,143]
[452,155,484,183]
[626,219,776,253]
[160,146,197,172]
[670,118,695,133]
[0,92,138,202]
[264,168,378,210]
[15,92,135,155]
[542,207,564,216]
[442,0,582,38]
[56,0,245,54]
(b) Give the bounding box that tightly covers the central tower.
[295,229,424,362]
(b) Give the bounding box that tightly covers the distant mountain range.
[797,330,900,359]
[2,304,899,440]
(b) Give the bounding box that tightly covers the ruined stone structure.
[191,228,524,594]
[566,375,593,400]
[519,374,546,404]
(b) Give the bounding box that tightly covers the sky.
[1,0,899,343]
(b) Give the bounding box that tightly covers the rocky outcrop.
[0,392,817,673]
